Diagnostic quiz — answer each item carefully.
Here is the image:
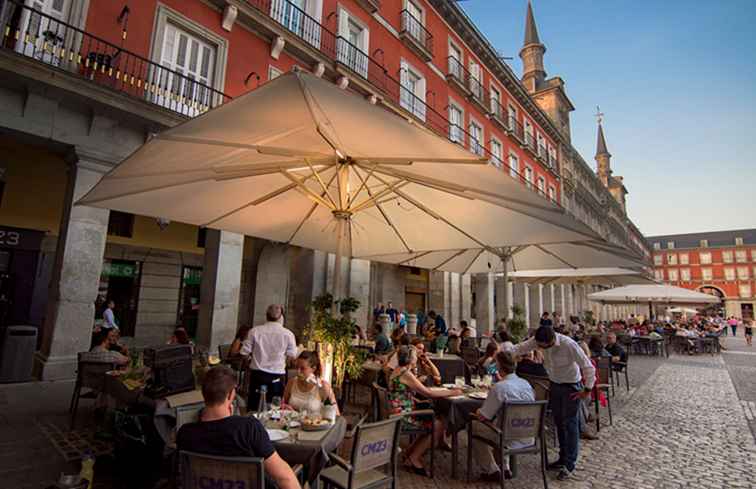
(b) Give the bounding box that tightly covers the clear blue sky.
[458,0,756,236]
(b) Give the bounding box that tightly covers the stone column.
[428,271,447,320]
[567,285,575,316]
[474,273,495,334]
[548,284,556,313]
[560,284,566,316]
[506,281,514,319]
[494,275,507,323]
[35,158,111,380]
[197,230,244,352]
[528,283,540,329]
[460,274,472,323]
[348,259,371,328]
[450,273,461,328]
[513,281,527,321]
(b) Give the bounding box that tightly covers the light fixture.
[336,76,349,89]
[312,61,325,78]
[270,36,285,60]
[156,217,170,231]
[222,4,238,31]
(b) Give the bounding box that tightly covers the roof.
[646,228,756,249]
[596,123,610,156]
[524,1,541,46]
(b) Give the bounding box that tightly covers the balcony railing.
[468,74,488,111]
[446,56,470,96]
[509,116,524,142]
[1,0,230,116]
[399,10,433,61]
[523,132,538,155]
[538,144,547,161]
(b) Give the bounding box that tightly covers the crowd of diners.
[81,300,744,485]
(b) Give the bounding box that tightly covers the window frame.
[489,137,503,166]
[667,269,678,282]
[448,98,465,145]
[399,58,426,121]
[679,253,689,265]
[701,267,713,281]
[724,267,736,281]
[508,151,519,179]
[468,118,484,156]
[700,252,712,265]
[680,268,691,281]
[723,250,734,263]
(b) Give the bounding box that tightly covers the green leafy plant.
[582,310,596,326]
[508,304,528,343]
[306,294,365,389]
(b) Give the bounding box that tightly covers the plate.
[301,421,332,431]
[266,429,289,442]
[468,392,488,400]
[287,421,301,428]
[442,383,457,389]
[428,387,447,392]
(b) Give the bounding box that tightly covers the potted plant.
[508,304,528,343]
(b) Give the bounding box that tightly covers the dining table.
[434,391,485,479]
[426,353,466,383]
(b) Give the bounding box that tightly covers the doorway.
[178,266,202,337]
[97,260,142,337]
[405,292,425,314]
[741,303,754,321]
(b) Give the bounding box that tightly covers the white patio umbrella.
[508,267,655,286]
[587,284,719,319]
[80,69,602,302]
[666,306,699,315]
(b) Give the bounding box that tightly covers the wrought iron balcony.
[508,116,524,143]
[467,74,489,114]
[522,132,538,155]
[1,0,230,117]
[538,143,548,162]
[446,56,470,96]
[399,10,433,62]
[490,102,507,129]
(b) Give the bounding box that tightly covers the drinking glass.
[271,396,282,420]
[454,376,465,388]
[471,375,481,388]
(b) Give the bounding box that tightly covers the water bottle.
[80,450,95,489]
[257,384,268,415]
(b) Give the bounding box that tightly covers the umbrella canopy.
[80,69,608,298]
[362,241,648,275]
[507,267,655,285]
[666,307,699,314]
[587,284,720,305]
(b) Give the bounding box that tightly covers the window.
[536,176,545,194]
[507,105,518,132]
[654,270,663,281]
[524,165,533,187]
[653,242,661,250]
[399,59,426,121]
[700,239,708,248]
[679,253,689,265]
[448,103,464,144]
[667,253,677,265]
[268,65,283,80]
[508,153,519,179]
[157,20,219,116]
[736,250,747,263]
[725,268,735,281]
[739,284,752,298]
[547,186,556,202]
[524,120,534,146]
[700,252,712,264]
[490,85,501,117]
[736,237,744,246]
[490,138,503,166]
[537,133,546,158]
[404,0,425,43]
[448,42,463,80]
[681,268,691,281]
[469,120,484,156]
[738,267,749,280]
[271,0,323,48]
[548,145,557,168]
[667,241,675,249]
[654,255,662,266]
[723,250,733,263]
[107,211,135,238]
[702,268,713,281]
[668,269,678,282]
[468,60,483,100]
[337,10,369,78]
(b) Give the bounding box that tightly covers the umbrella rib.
[294,72,346,155]
[349,166,377,207]
[281,170,336,211]
[349,181,409,214]
[395,250,434,266]
[286,170,339,244]
[156,134,332,158]
[200,182,299,228]
[305,158,338,209]
[352,166,413,253]
[461,248,485,275]
[435,249,471,271]
[535,244,577,269]
[79,174,225,205]
[353,156,487,165]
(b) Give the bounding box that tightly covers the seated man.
[177,366,301,489]
[605,332,627,366]
[373,323,391,354]
[470,352,535,481]
[82,329,129,366]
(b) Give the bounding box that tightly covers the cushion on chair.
[320,465,389,489]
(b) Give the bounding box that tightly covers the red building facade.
[648,229,756,319]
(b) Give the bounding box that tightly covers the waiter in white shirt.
[513,326,595,481]
[242,304,298,410]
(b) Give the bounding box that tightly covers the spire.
[524,1,541,46]
[596,123,610,157]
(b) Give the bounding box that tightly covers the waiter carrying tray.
[513,325,595,481]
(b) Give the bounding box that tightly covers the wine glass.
[471,375,481,388]
[271,396,282,420]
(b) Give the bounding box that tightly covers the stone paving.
[1,340,755,489]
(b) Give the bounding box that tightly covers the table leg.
[451,429,458,479]
[510,454,518,478]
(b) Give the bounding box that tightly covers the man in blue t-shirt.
[177,366,301,489]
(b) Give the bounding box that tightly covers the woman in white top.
[283,351,339,415]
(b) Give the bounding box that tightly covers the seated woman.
[283,351,339,416]
[478,341,499,376]
[410,337,441,386]
[229,324,252,357]
[387,346,462,477]
[168,327,195,353]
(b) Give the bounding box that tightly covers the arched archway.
[698,285,725,300]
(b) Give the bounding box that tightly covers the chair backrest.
[179,451,264,489]
[595,357,612,384]
[372,382,391,421]
[76,353,117,391]
[175,402,205,432]
[218,344,232,362]
[497,400,547,445]
[350,417,401,475]
[520,376,550,402]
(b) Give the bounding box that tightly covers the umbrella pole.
[500,255,510,325]
[332,216,346,317]
[648,301,653,321]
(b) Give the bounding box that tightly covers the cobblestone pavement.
[721,333,756,440]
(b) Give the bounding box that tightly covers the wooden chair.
[592,358,613,431]
[371,382,435,477]
[520,374,556,448]
[69,353,117,429]
[320,417,401,489]
[466,400,549,489]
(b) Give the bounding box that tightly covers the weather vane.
[595,105,604,125]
